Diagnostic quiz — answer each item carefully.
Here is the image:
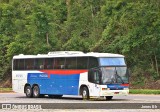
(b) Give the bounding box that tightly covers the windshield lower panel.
[101,66,129,84]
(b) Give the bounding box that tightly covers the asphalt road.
[0,93,160,102]
[0,93,160,111]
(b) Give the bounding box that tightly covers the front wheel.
[33,85,40,98]
[105,96,113,100]
[82,87,90,100]
[25,85,33,98]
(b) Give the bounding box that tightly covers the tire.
[25,85,33,98]
[48,95,63,98]
[82,87,90,100]
[105,96,113,100]
[33,85,40,98]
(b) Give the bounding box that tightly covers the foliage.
[0,0,160,87]
[0,88,12,93]
[130,89,160,94]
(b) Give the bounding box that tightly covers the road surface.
[0,93,160,111]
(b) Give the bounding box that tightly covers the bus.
[12,51,129,100]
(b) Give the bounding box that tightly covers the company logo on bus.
[39,74,48,78]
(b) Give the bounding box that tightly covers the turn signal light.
[102,88,110,90]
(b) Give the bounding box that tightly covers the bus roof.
[12,51,125,59]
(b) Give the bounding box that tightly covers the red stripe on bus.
[39,70,88,78]
[121,84,129,86]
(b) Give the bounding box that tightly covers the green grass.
[130,89,160,94]
[0,88,12,92]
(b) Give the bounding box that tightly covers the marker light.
[102,88,110,90]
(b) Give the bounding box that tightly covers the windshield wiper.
[115,70,124,84]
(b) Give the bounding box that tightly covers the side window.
[65,57,77,69]
[88,69,100,84]
[88,57,99,69]
[25,59,35,70]
[44,58,54,69]
[88,70,94,82]
[35,58,44,69]
[13,59,18,70]
[93,71,100,84]
[13,59,25,70]
[54,58,65,69]
[77,57,88,69]
[19,59,25,70]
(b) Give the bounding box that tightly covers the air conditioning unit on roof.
[48,51,84,55]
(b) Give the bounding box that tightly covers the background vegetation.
[0,0,160,88]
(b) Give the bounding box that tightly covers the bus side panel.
[12,71,27,93]
[50,74,80,95]
[27,72,80,95]
[79,72,101,97]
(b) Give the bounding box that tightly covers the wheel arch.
[79,84,89,95]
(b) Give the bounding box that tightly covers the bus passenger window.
[40,65,44,69]
[13,60,18,70]
[60,65,65,69]
[47,65,51,69]
[77,57,88,69]
[88,57,98,69]
[25,59,34,70]
[65,57,77,69]
[54,58,65,69]
[35,58,44,70]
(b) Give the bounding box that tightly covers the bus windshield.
[99,57,125,66]
[101,67,129,84]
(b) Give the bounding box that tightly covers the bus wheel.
[25,85,33,98]
[33,85,40,98]
[105,96,113,100]
[82,87,89,100]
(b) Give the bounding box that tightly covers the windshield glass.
[99,58,126,66]
[101,67,129,84]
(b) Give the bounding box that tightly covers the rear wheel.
[105,96,113,100]
[82,87,90,100]
[33,85,40,98]
[25,85,33,98]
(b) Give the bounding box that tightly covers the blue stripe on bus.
[27,73,80,95]
[107,84,128,90]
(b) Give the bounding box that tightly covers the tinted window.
[19,59,25,70]
[13,59,24,70]
[13,59,18,70]
[88,69,100,84]
[77,57,88,69]
[44,58,54,69]
[25,59,35,70]
[54,58,65,69]
[88,57,98,69]
[35,58,44,69]
[65,57,77,69]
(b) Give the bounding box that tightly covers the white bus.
[12,51,129,100]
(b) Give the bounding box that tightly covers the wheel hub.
[26,88,30,95]
[34,88,38,96]
[83,90,87,97]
